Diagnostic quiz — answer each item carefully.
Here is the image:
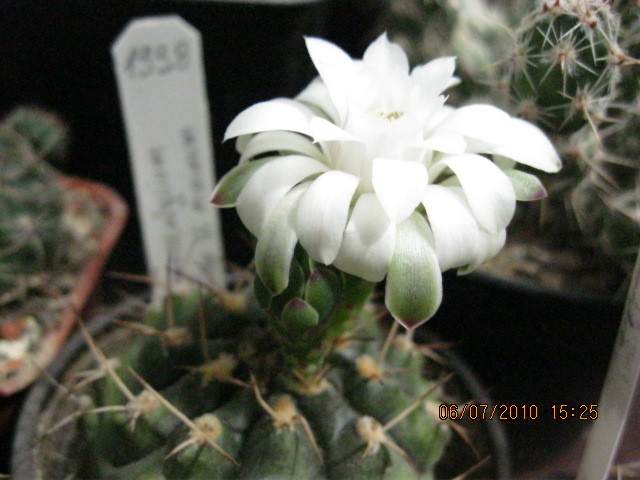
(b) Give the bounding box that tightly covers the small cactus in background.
[0,107,104,369]
[0,108,68,307]
[384,0,640,296]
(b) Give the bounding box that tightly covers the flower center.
[375,110,404,122]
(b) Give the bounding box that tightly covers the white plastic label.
[112,15,225,303]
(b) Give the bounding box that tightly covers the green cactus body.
[36,282,477,480]
[0,126,66,303]
[0,107,104,330]
[237,396,326,480]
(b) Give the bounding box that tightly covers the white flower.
[212,33,560,329]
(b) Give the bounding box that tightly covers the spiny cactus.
[34,278,495,479]
[0,107,103,352]
[567,109,640,273]
[497,0,638,133]
[26,29,562,479]
[3,106,69,165]
[0,108,70,308]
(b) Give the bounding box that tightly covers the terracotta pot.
[0,176,128,396]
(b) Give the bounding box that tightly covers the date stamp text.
[438,404,599,421]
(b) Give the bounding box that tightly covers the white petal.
[422,185,483,271]
[411,56,457,98]
[433,104,511,151]
[423,187,507,274]
[235,134,252,153]
[411,91,447,128]
[236,155,328,236]
[224,98,315,141]
[310,116,360,143]
[446,76,461,89]
[372,158,428,223]
[255,184,308,294]
[430,153,515,234]
[211,157,272,207]
[304,36,354,121]
[363,33,410,75]
[489,118,561,172]
[420,131,467,155]
[296,170,360,265]
[333,194,396,282]
[239,131,324,164]
[424,104,456,131]
[295,77,340,122]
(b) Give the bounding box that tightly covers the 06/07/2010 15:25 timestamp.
[438,404,599,420]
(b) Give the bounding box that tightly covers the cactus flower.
[212,33,561,328]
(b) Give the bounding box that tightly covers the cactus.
[0,107,104,366]
[0,108,71,307]
[32,279,501,479]
[497,0,636,133]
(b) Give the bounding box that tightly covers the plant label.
[112,15,225,304]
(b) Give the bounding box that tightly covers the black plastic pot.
[12,298,512,480]
[423,270,624,476]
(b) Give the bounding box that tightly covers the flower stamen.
[375,110,404,122]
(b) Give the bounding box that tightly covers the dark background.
[0,0,385,273]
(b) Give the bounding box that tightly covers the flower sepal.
[210,158,272,207]
[279,298,320,334]
[504,169,548,201]
[385,213,443,330]
[304,267,340,322]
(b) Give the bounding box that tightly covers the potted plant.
[0,107,129,396]
[12,33,560,478]
[381,0,639,475]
